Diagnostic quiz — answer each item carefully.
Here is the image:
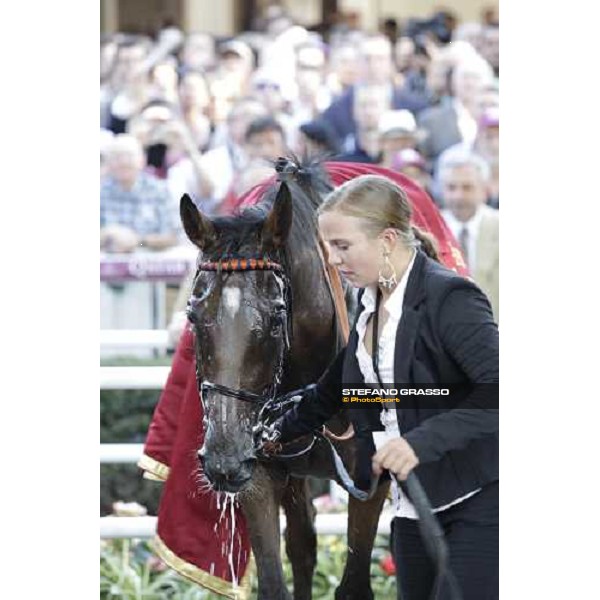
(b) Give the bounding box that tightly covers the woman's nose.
[328,249,342,266]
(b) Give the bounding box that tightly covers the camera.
[405,11,453,50]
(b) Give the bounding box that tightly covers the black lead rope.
[370,288,463,600]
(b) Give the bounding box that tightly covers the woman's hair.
[318,174,439,261]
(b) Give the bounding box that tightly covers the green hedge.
[101,356,170,515]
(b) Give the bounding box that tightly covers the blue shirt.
[100,172,174,235]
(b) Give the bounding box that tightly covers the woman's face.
[318,211,383,288]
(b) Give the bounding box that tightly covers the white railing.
[100,329,170,351]
[101,366,171,389]
[100,511,393,539]
[101,443,145,463]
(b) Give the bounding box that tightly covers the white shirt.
[200,142,247,203]
[355,251,480,519]
[442,205,484,272]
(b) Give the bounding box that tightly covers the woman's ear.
[379,228,399,251]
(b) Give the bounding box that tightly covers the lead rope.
[370,288,463,600]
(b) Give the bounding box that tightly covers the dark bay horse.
[181,158,390,600]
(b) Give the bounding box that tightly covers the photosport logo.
[341,387,450,404]
[333,384,499,409]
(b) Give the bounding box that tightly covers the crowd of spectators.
[100,4,500,324]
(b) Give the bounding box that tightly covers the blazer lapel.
[393,251,426,385]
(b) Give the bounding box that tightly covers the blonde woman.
[267,174,499,600]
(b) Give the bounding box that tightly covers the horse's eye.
[186,306,198,324]
[271,320,284,337]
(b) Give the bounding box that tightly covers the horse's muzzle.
[199,452,257,492]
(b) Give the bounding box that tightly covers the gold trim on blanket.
[137,454,170,481]
[152,534,253,599]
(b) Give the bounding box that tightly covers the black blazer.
[279,250,499,508]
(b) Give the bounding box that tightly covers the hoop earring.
[378,252,397,289]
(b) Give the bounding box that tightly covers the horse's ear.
[180,194,215,249]
[263,182,292,249]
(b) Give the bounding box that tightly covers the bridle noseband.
[188,256,292,408]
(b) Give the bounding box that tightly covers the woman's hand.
[372,438,419,481]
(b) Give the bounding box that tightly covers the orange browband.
[198,258,284,272]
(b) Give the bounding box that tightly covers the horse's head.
[181,183,293,492]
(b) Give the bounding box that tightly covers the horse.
[180,157,390,600]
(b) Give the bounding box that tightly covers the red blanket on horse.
[139,163,468,598]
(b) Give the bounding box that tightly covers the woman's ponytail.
[412,225,440,262]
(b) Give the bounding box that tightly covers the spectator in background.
[325,43,361,98]
[481,6,499,27]
[100,35,120,128]
[127,101,215,225]
[177,69,213,151]
[480,25,499,76]
[473,81,499,124]
[149,56,180,105]
[380,17,399,45]
[201,97,268,203]
[321,35,430,143]
[100,129,115,178]
[438,150,499,320]
[418,54,495,160]
[217,116,288,215]
[179,32,216,73]
[476,107,499,207]
[293,44,332,124]
[249,68,298,148]
[394,35,436,106]
[391,148,433,196]
[394,36,417,74]
[244,116,288,163]
[452,22,484,54]
[298,119,340,158]
[423,45,454,106]
[211,39,255,122]
[377,109,426,169]
[335,84,391,163]
[433,105,499,208]
[106,37,152,134]
[101,134,177,252]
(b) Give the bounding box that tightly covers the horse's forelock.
[205,157,332,260]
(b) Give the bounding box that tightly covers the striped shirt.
[100,173,175,236]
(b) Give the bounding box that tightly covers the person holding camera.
[262,174,499,600]
[128,100,216,225]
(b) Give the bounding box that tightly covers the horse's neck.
[286,225,330,309]
[285,224,341,375]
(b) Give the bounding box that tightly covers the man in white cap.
[378,109,427,169]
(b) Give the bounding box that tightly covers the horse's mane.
[206,155,333,260]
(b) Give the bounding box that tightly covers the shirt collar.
[360,249,417,318]
[443,204,484,236]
